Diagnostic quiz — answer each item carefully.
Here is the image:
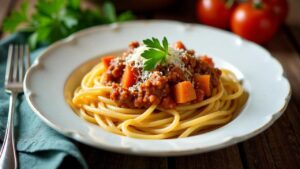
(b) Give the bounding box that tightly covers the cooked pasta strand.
[71,64,246,139]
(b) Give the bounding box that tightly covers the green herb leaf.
[32,14,52,27]
[3,1,29,32]
[36,0,66,17]
[69,0,80,10]
[162,37,168,51]
[3,0,135,50]
[36,26,51,41]
[117,11,135,22]
[141,37,169,71]
[61,14,78,28]
[29,32,38,49]
[102,2,116,22]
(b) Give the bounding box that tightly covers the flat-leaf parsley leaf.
[141,37,169,71]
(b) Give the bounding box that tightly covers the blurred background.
[1,1,300,169]
[2,0,298,22]
[1,0,299,46]
[1,0,298,22]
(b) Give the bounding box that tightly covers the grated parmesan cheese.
[166,47,193,79]
[128,71,154,92]
[125,45,148,69]
[125,44,193,92]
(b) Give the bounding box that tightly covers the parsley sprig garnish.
[141,37,169,71]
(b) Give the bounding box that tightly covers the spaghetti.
[71,39,245,139]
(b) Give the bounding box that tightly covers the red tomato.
[196,0,235,29]
[264,0,289,24]
[231,3,279,44]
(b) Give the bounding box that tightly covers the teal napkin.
[0,33,88,169]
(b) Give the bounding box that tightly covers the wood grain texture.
[152,0,197,22]
[77,143,168,169]
[290,26,300,41]
[286,0,300,53]
[171,146,243,169]
[286,0,300,26]
[240,102,300,169]
[286,26,300,54]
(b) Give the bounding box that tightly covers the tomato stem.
[252,0,263,9]
[225,0,235,8]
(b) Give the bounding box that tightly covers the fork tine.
[12,45,19,82]
[24,45,30,70]
[5,45,14,83]
[19,45,24,82]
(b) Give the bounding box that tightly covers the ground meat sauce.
[103,42,222,109]
[103,58,125,84]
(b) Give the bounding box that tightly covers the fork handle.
[0,92,18,169]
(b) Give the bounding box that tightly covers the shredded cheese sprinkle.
[125,44,193,92]
[125,45,148,69]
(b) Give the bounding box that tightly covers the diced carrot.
[194,74,211,97]
[174,41,186,50]
[121,66,138,88]
[200,56,214,67]
[101,55,115,69]
[173,81,197,104]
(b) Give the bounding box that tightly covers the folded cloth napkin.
[0,33,88,169]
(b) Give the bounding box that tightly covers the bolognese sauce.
[102,41,221,109]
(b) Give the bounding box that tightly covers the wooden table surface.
[1,0,300,169]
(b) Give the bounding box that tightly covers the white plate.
[24,20,291,156]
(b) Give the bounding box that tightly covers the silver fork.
[0,45,30,169]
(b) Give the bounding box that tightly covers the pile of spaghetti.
[71,37,245,139]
